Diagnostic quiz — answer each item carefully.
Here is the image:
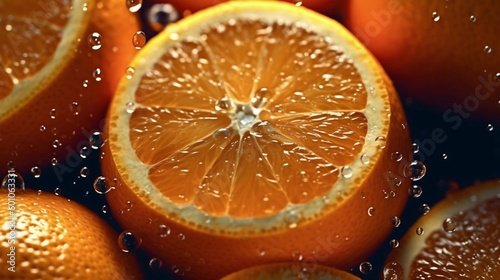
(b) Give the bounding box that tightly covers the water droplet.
[470,15,476,22]
[31,166,42,178]
[432,12,440,21]
[383,262,404,279]
[126,0,142,13]
[101,205,108,214]
[93,68,102,82]
[149,258,163,270]
[50,109,56,119]
[89,131,104,149]
[375,136,386,149]
[80,167,89,177]
[408,185,423,198]
[54,187,61,196]
[251,87,269,108]
[389,239,399,248]
[88,32,102,50]
[442,153,448,160]
[159,225,171,238]
[126,101,136,113]
[416,227,424,235]
[70,102,80,115]
[82,2,88,11]
[178,233,186,240]
[83,79,89,88]
[215,97,232,112]
[257,248,266,256]
[484,45,492,54]
[132,31,146,49]
[171,265,180,274]
[2,172,26,191]
[359,261,372,275]
[360,154,370,164]
[118,231,142,252]
[284,210,299,229]
[390,216,401,228]
[443,218,457,232]
[93,176,115,194]
[292,251,303,261]
[51,158,58,166]
[125,67,135,79]
[147,3,179,32]
[37,190,42,195]
[412,143,420,153]
[367,206,375,217]
[341,166,353,179]
[80,146,91,158]
[487,124,494,131]
[391,151,403,162]
[403,161,426,181]
[419,203,431,215]
[52,139,61,148]
[40,125,46,132]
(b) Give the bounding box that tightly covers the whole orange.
[344,0,500,121]
[0,0,140,176]
[0,188,143,279]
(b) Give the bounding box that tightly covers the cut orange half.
[102,1,412,279]
[384,180,500,279]
[220,262,361,280]
[0,0,139,174]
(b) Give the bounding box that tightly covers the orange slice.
[220,262,361,280]
[102,1,412,278]
[0,188,142,279]
[384,180,500,279]
[0,0,139,174]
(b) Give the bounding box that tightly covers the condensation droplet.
[484,45,492,54]
[132,31,146,49]
[52,139,62,149]
[126,0,142,13]
[215,97,232,111]
[126,101,136,113]
[80,146,91,158]
[390,216,401,228]
[54,187,61,196]
[88,32,102,50]
[443,217,457,232]
[375,136,386,149]
[89,131,104,149]
[118,231,142,252]
[2,172,26,191]
[51,158,58,166]
[82,2,88,11]
[159,225,171,238]
[367,206,375,217]
[80,167,89,177]
[412,143,420,153]
[416,227,424,235]
[442,153,448,160]
[359,261,372,275]
[93,68,102,82]
[251,87,269,108]
[341,166,353,179]
[419,203,431,215]
[470,15,476,22]
[147,3,179,32]
[31,166,41,178]
[432,12,440,21]
[101,205,108,214]
[404,161,426,181]
[383,262,404,279]
[83,79,89,88]
[149,258,163,270]
[391,151,403,162]
[389,239,399,248]
[360,154,370,164]
[40,125,46,132]
[50,109,56,119]
[487,124,494,131]
[178,233,186,240]
[408,185,423,198]
[70,102,80,115]
[93,176,115,194]
[125,67,135,79]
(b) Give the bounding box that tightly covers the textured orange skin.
[0,0,140,176]
[146,0,345,17]
[101,71,411,279]
[344,0,500,121]
[0,189,143,279]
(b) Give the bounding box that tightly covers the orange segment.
[102,1,412,279]
[384,180,500,279]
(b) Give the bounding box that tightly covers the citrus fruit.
[0,187,143,279]
[383,179,500,279]
[0,0,140,175]
[101,1,412,278]
[344,0,500,120]
[221,262,361,280]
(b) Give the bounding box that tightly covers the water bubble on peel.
[403,161,426,181]
[360,154,370,164]
[147,3,179,32]
[389,239,399,248]
[432,12,440,21]
[88,32,102,50]
[390,216,401,228]
[470,15,477,22]
[80,146,91,158]
[83,80,89,88]
[391,152,403,162]
[93,68,102,82]
[159,225,171,238]
[80,167,89,177]
[1,172,25,191]
[40,125,46,132]
[375,136,386,149]
[416,227,424,235]
[93,176,115,194]
[443,218,457,232]
[50,109,56,119]
[101,205,108,214]
[89,131,104,149]
[408,185,423,198]
[383,262,404,279]
[149,258,163,270]
[177,233,186,241]
[484,45,492,54]
[31,166,42,178]
[132,31,146,49]
[419,203,431,215]
[118,230,142,252]
[367,206,375,217]
[70,102,80,115]
[126,0,142,13]
[52,139,61,148]
[341,166,353,179]
[125,67,135,80]
[359,261,373,275]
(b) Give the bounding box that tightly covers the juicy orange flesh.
[131,19,368,218]
[0,0,71,99]
[410,196,500,278]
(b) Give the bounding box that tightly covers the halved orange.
[0,0,139,175]
[220,262,361,280]
[384,180,500,279]
[102,1,412,279]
